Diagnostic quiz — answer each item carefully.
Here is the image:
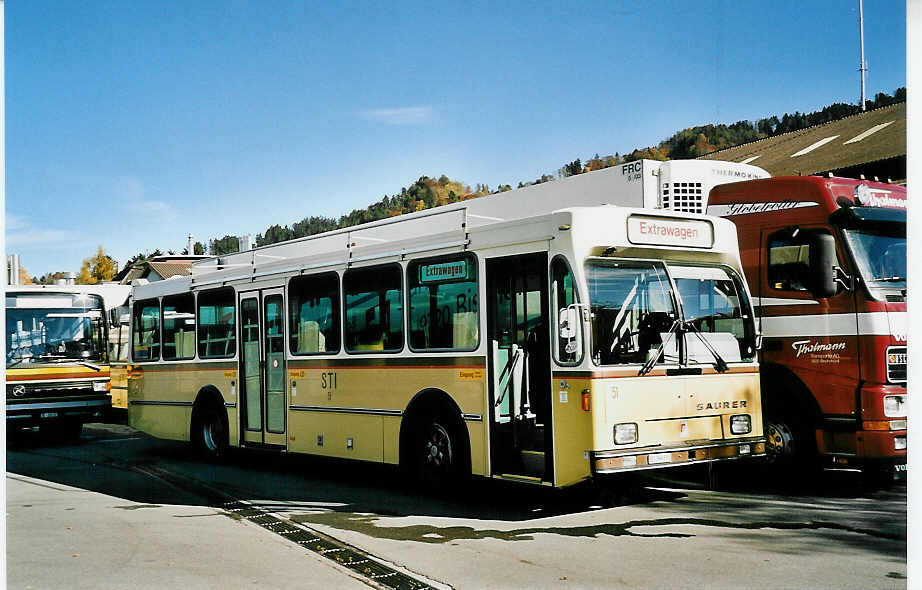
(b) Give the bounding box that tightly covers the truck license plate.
[40,412,58,419]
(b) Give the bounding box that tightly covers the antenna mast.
[859,0,868,110]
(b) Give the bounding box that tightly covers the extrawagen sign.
[626,215,714,248]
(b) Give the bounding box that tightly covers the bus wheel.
[413,411,463,489]
[192,404,228,460]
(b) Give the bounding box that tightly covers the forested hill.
[195,88,903,255]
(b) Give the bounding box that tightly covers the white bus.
[128,161,766,488]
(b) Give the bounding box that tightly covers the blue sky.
[5,0,907,277]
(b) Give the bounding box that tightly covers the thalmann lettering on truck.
[791,339,847,358]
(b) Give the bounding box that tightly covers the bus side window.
[344,264,403,353]
[132,298,161,362]
[289,272,341,355]
[162,293,196,360]
[551,256,582,364]
[197,287,236,359]
[407,253,479,351]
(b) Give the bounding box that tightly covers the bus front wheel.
[412,410,464,489]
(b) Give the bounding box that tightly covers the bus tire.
[411,408,467,491]
[191,403,228,461]
[41,418,83,444]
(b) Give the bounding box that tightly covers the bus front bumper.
[6,398,110,427]
[592,438,766,474]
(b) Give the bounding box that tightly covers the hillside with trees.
[186,88,905,254]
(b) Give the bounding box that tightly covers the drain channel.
[131,464,443,590]
[223,500,438,590]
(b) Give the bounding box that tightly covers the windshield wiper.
[684,323,729,373]
[35,353,102,371]
[638,319,682,377]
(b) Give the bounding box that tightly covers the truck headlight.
[614,423,638,445]
[93,381,108,392]
[883,395,906,418]
[730,414,751,435]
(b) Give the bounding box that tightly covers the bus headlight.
[730,414,751,435]
[93,381,108,392]
[614,423,638,445]
[883,395,906,418]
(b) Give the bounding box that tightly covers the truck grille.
[7,380,97,400]
[886,346,907,383]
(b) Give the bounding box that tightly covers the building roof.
[115,260,195,284]
[698,102,906,180]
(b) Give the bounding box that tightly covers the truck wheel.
[192,404,228,460]
[763,409,818,484]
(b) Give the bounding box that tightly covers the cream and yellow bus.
[128,161,766,488]
[6,283,130,439]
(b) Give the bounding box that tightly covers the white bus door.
[238,288,288,448]
[486,253,553,482]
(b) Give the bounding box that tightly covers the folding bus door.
[238,288,288,448]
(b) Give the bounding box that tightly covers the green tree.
[210,235,239,255]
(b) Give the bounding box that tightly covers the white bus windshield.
[586,261,679,366]
[6,293,107,368]
[586,261,755,367]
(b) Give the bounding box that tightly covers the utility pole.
[859,0,868,110]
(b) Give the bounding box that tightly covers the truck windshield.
[843,227,906,290]
[5,293,107,368]
[669,264,756,364]
[586,261,679,366]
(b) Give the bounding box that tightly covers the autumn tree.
[76,245,117,284]
[17,264,32,284]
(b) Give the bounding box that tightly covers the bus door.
[486,253,553,482]
[238,288,288,448]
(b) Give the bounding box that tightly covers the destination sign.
[419,260,469,283]
[626,215,714,248]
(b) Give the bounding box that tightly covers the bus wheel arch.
[399,388,471,486]
[190,385,229,459]
[759,363,822,470]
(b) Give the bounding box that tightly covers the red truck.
[707,175,906,480]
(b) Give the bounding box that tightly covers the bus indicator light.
[581,390,591,411]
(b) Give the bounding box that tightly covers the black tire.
[41,419,83,444]
[763,407,819,486]
[411,408,468,491]
[192,404,228,460]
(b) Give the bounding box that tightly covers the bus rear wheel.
[192,404,228,460]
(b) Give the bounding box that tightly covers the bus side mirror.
[808,233,838,299]
[558,305,583,361]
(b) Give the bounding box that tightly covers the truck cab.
[707,176,906,478]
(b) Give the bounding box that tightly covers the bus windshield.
[586,261,755,366]
[5,293,107,368]
[843,226,906,291]
[668,264,756,364]
[586,260,678,366]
